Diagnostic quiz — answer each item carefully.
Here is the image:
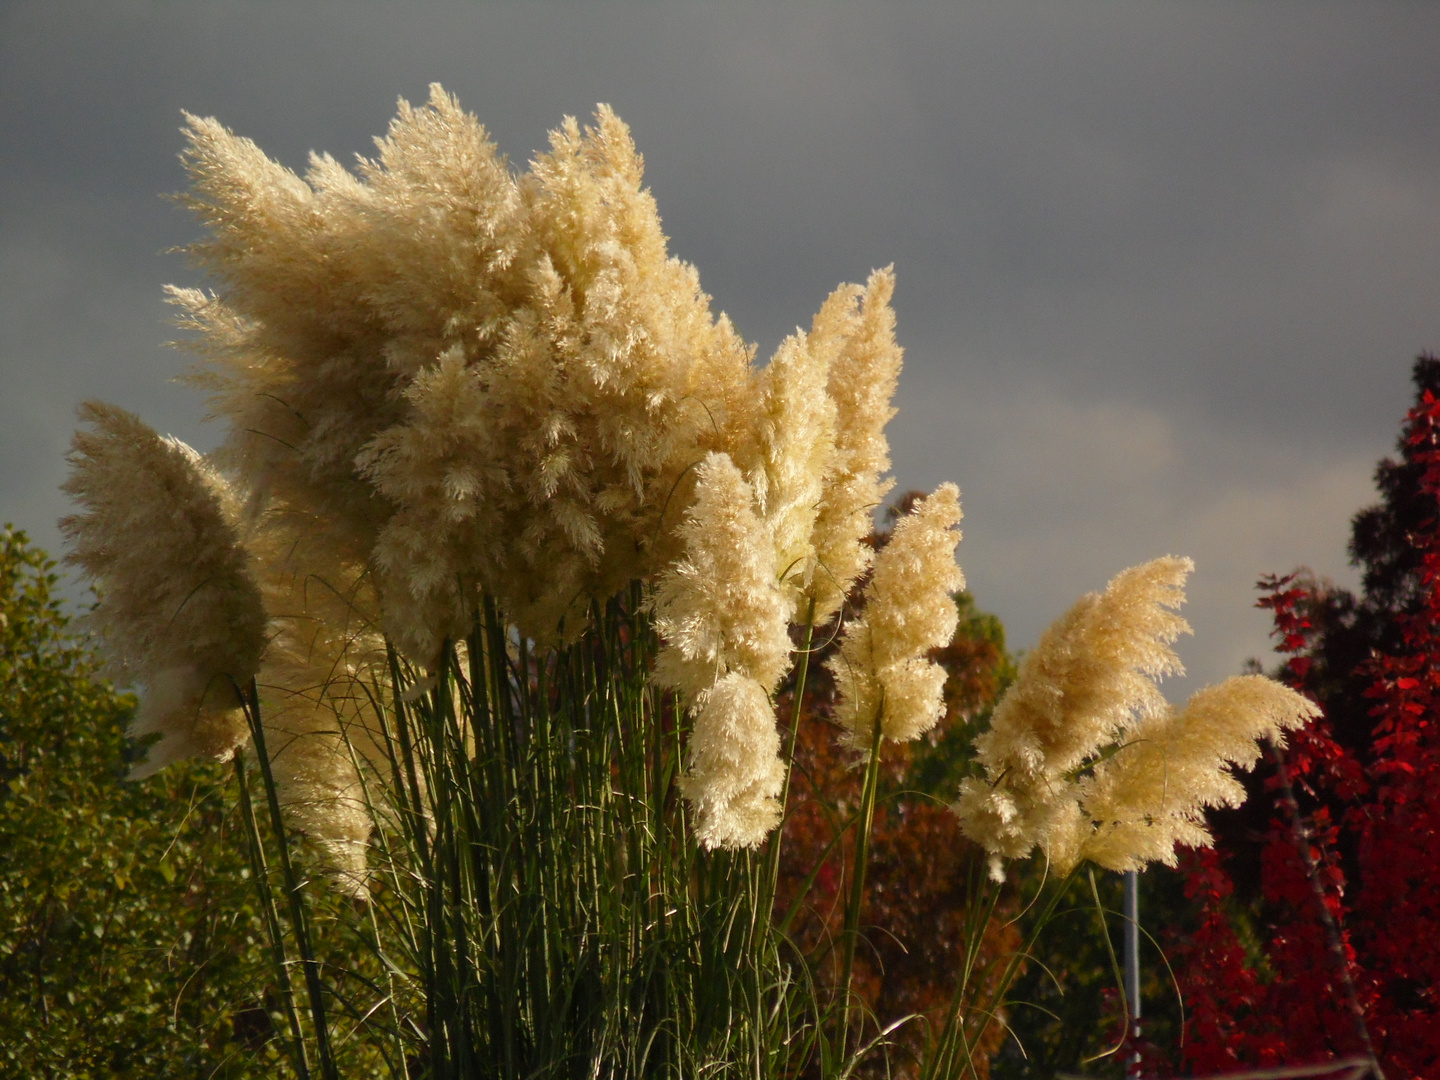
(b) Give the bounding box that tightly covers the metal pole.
[1124,870,1142,1078]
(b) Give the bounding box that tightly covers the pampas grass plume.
[807,269,902,623]
[954,555,1316,878]
[676,672,788,850]
[652,452,792,848]
[1076,674,1318,872]
[953,556,1193,874]
[829,483,964,750]
[60,401,266,776]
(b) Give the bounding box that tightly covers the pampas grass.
[59,87,1318,1079]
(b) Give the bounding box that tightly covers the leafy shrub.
[0,526,289,1076]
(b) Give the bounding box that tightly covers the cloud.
[1,0,1435,667]
[894,370,1377,689]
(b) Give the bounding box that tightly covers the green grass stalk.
[232,746,311,1080]
[838,713,887,1058]
[240,679,340,1080]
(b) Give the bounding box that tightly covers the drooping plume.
[829,483,964,751]
[259,628,384,898]
[1075,674,1317,872]
[953,556,1312,878]
[257,669,377,897]
[247,515,390,895]
[60,402,267,777]
[652,452,791,849]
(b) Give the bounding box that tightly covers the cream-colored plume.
[675,673,789,850]
[652,452,792,849]
[258,648,383,898]
[953,556,1192,875]
[652,453,792,698]
[1075,675,1317,872]
[175,84,526,533]
[474,104,751,637]
[60,402,267,777]
[171,86,905,666]
[829,483,964,751]
[357,347,492,663]
[348,98,755,647]
[954,556,1314,878]
[744,330,838,618]
[807,269,903,623]
[247,516,390,896]
[75,87,923,870]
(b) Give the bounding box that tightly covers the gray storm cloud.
[3,1,1437,689]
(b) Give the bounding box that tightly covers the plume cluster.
[61,86,917,862]
[60,87,1306,878]
[953,557,1317,877]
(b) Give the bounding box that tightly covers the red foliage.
[1174,385,1440,1077]
[1169,846,1277,1071]
[1348,388,1440,1073]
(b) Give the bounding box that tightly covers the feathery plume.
[1074,675,1317,872]
[987,557,1190,773]
[953,556,1193,875]
[952,556,1309,879]
[807,269,902,623]
[175,122,396,569]
[357,101,753,646]
[175,85,529,658]
[744,329,838,615]
[652,452,791,698]
[358,347,493,664]
[250,519,390,895]
[259,660,381,898]
[485,105,752,636]
[175,90,770,652]
[60,402,266,777]
[676,673,788,851]
[829,483,964,750]
[652,452,792,848]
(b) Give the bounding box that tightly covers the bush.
[0,525,278,1078]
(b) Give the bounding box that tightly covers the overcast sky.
[4,2,1438,692]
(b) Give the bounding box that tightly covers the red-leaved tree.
[1173,357,1440,1077]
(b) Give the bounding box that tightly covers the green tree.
[0,525,278,1078]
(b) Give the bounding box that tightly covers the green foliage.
[0,526,280,1078]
